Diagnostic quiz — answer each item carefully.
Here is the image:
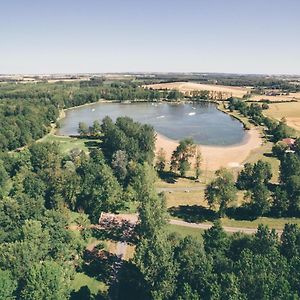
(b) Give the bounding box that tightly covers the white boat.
[188,112,196,116]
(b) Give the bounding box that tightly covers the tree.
[90,120,101,136]
[203,220,229,255]
[194,147,201,179]
[171,138,196,177]
[155,148,167,172]
[272,141,288,158]
[111,150,128,183]
[272,187,289,217]
[237,160,272,190]
[236,249,291,299]
[77,161,122,223]
[205,168,237,216]
[78,122,89,136]
[0,269,17,300]
[0,159,9,191]
[252,225,279,255]
[132,163,168,238]
[294,138,300,156]
[134,232,177,300]
[220,273,246,300]
[21,261,72,300]
[281,224,300,261]
[250,183,271,217]
[174,236,217,299]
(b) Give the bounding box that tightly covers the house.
[281,138,296,148]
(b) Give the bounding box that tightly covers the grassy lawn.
[38,133,102,154]
[165,190,205,208]
[71,272,107,295]
[219,217,300,230]
[166,224,204,241]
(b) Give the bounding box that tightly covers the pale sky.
[0,0,299,74]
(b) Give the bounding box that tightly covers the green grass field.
[166,224,204,240]
[71,273,107,295]
[38,133,100,154]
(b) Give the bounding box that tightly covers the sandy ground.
[146,82,250,98]
[155,128,262,171]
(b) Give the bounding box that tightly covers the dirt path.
[170,219,283,235]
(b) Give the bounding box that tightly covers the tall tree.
[21,261,72,300]
[171,138,196,177]
[194,147,202,179]
[205,168,237,217]
[155,148,167,172]
[0,269,17,300]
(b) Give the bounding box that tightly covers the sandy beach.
[155,128,262,171]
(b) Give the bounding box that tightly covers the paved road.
[169,219,283,236]
[157,186,205,193]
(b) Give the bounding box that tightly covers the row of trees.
[228,97,294,142]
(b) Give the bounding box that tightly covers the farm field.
[263,101,300,132]
[146,81,250,98]
[146,81,300,102]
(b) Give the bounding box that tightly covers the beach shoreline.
[155,128,262,171]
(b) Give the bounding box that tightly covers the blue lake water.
[58,102,246,146]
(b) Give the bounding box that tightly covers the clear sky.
[0,0,299,74]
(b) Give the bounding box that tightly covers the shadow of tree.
[109,261,150,300]
[84,140,102,149]
[168,205,217,223]
[91,224,137,244]
[81,250,121,285]
[226,205,257,221]
[158,171,178,184]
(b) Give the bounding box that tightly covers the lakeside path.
[156,128,262,171]
[170,219,283,236]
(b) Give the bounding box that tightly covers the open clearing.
[263,102,300,132]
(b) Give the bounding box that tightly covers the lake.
[58,102,246,146]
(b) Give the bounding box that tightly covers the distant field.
[146,81,249,98]
[146,81,300,102]
[250,92,300,102]
[264,102,300,132]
